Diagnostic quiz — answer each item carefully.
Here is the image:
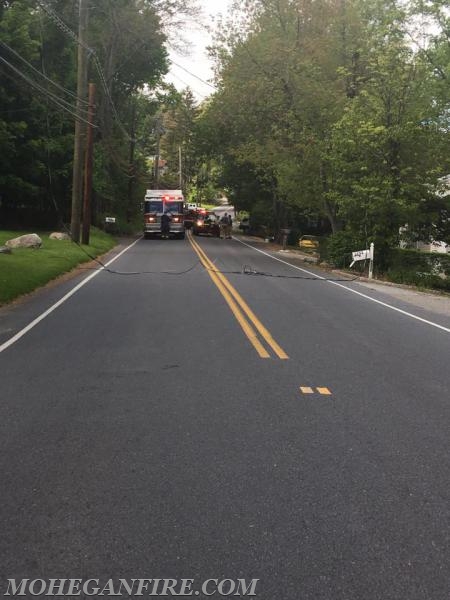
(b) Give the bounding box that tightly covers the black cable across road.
[73,249,358,281]
[204,265,360,282]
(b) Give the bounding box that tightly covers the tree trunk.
[320,161,342,233]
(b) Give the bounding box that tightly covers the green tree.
[0,0,198,228]
[158,88,199,190]
[197,0,449,244]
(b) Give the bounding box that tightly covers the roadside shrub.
[318,233,450,291]
[115,216,142,235]
[386,248,450,275]
[96,213,141,235]
[384,249,450,291]
[326,230,366,268]
[248,200,275,237]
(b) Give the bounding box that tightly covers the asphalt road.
[1,231,450,599]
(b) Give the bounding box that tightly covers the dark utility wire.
[78,258,202,276]
[204,264,359,282]
[0,40,90,107]
[171,59,217,89]
[0,55,97,127]
[36,0,135,142]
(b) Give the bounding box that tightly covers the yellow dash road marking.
[300,387,314,394]
[317,387,332,395]
[189,234,289,360]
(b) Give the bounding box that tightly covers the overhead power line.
[168,72,208,99]
[170,60,217,89]
[0,55,97,128]
[0,68,85,123]
[0,52,89,121]
[36,0,135,141]
[91,53,135,141]
[0,40,90,109]
[37,0,93,55]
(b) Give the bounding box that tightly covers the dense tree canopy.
[0,0,198,229]
[197,0,450,244]
[1,0,449,248]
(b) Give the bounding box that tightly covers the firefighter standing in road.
[219,213,227,239]
[226,213,233,238]
[161,211,172,239]
[220,213,232,239]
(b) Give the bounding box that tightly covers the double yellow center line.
[188,232,289,360]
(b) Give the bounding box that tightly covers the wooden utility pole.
[178,145,182,190]
[153,116,165,189]
[82,82,96,245]
[70,0,89,243]
[154,130,161,188]
[127,99,137,222]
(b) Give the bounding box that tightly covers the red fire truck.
[143,190,185,239]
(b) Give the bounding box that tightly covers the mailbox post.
[280,228,291,251]
[350,242,374,278]
[105,216,116,234]
[369,242,374,279]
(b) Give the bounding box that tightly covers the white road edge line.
[0,237,142,354]
[234,237,450,334]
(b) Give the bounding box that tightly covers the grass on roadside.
[0,228,116,305]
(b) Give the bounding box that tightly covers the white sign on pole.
[350,243,374,278]
[350,249,371,266]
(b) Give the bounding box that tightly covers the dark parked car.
[192,212,220,237]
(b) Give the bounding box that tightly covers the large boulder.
[5,234,42,249]
[49,232,70,241]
